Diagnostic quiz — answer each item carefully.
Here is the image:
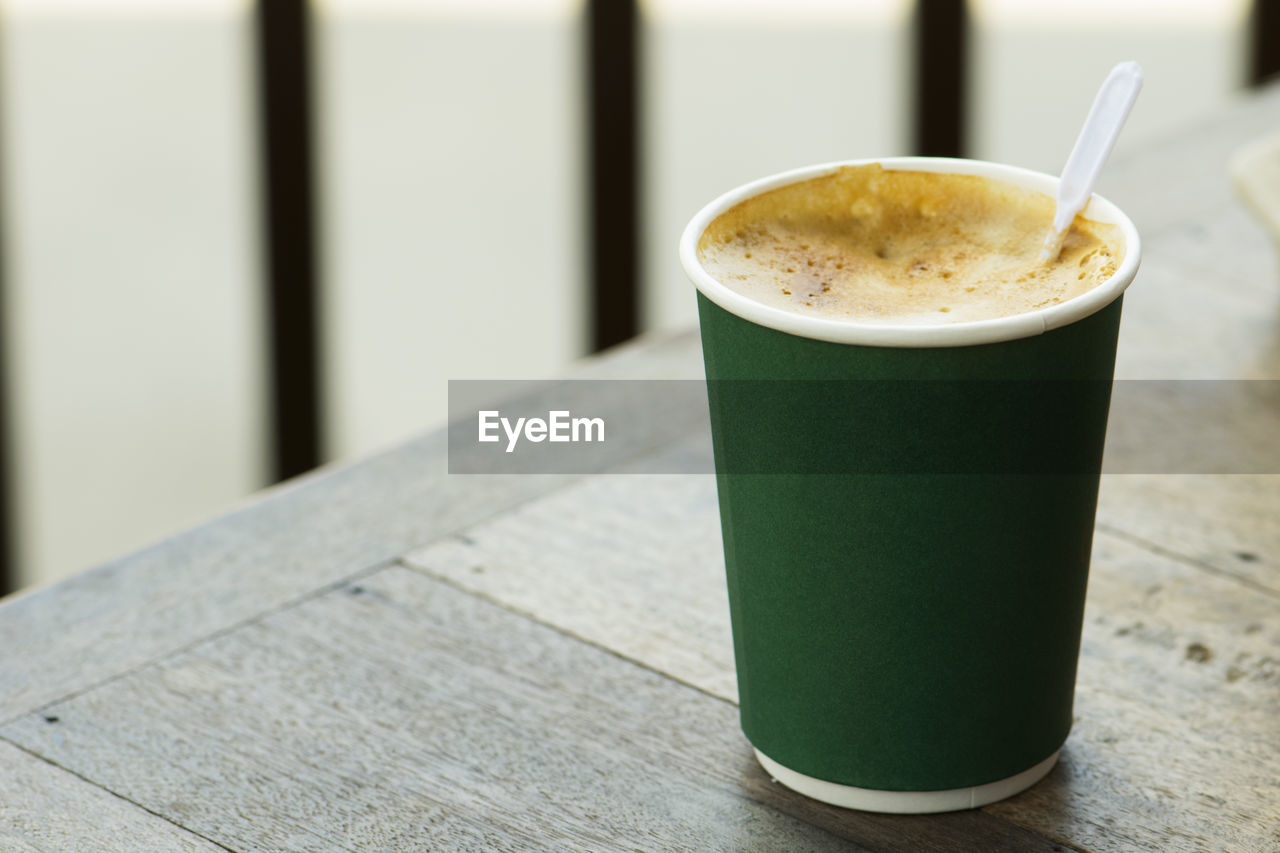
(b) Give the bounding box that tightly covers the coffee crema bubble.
[697,164,1123,325]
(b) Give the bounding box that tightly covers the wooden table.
[4,92,1280,853]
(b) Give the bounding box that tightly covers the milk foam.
[696,164,1123,325]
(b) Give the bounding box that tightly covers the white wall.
[642,0,912,333]
[970,0,1250,174]
[2,1,264,589]
[316,0,585,461]
[0,0,1252,591]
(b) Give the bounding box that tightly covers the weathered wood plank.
[1098,475,1280,595]
[2,566,1070,853]
[1057,186,1280,589]
[402,472,1280,851]
[1113,250,1280,381]
[1088,87,1280,385]
[1098,199,1280,589]
[0,426,572,725]
[4,78,1276,734]
[0,330,704,724]
[1136,199,1279,308]
[1,81,1278,853]
[404,473,737,703]
[1101,84,1280,237]
[985,532,1280,852]
[0,739,226,852]
[1097,146,1280,591]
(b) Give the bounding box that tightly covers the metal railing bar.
[0,22,15,595]
[255,0,324,481]
[913,0,968,158]
[1250,0,1280,86]
[587,0,641,352]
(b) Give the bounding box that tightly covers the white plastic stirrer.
[1040,61,1144,261]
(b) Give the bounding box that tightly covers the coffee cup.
[680,157,1141,813]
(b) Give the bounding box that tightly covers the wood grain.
[2,566,1068,852]
[1102,84,1280,237]
[985,532,1280,852]
[0,427,575,725]
[403,471,1280,851]
[1112,251,1280,381]
[403,474,736,702]
[3,75,1280,853]
[0,330,705,725]
[1098,475,1280,595]
[0,739,226,852]
[1112,214,1280,381]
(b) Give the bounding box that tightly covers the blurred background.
[0,0,1269,593]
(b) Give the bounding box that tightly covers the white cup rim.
[679,157,1142,348]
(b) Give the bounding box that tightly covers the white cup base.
[754,747,1061,814]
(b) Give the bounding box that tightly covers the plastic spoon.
[1040,61,1144,261]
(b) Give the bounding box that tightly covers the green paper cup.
[680,158,1141,814]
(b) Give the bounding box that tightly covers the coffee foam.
[696,164,1123,325]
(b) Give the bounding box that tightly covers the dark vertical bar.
[1250,0,1280,86]
[587,0,640,352]
[255,0,323,480]
[0,20,16,595]
[913,0,968,158]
